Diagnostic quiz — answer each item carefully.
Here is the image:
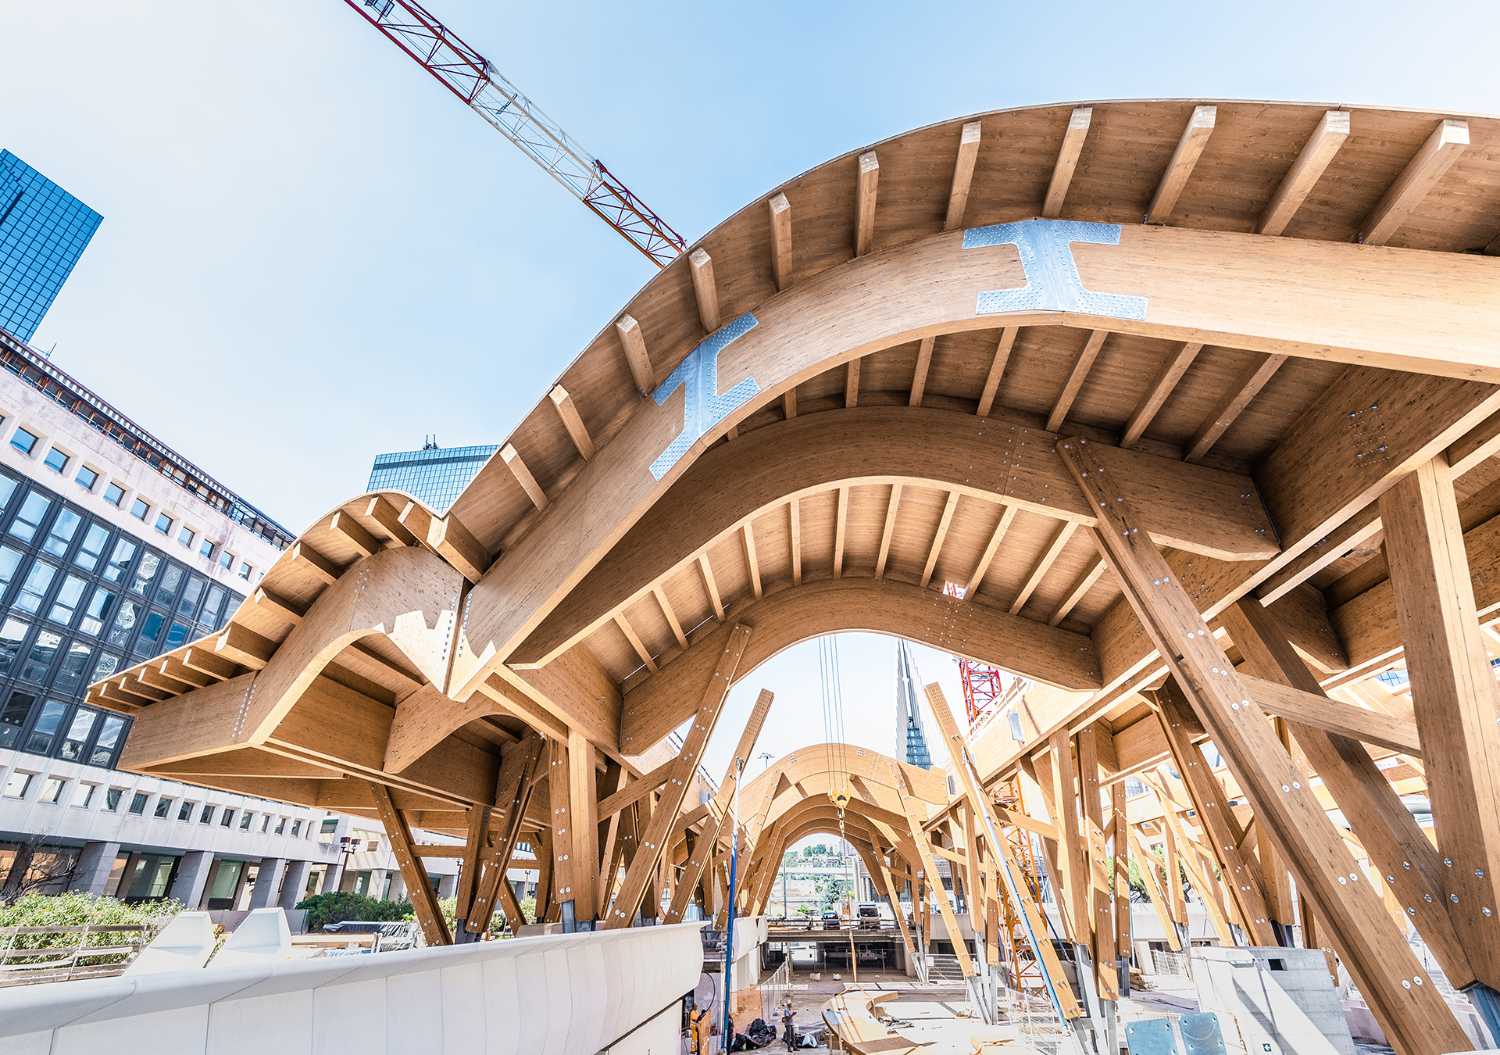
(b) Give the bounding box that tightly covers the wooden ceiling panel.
[976,508,1058,605]
[1067,101,1210,224]
[797,488,839,576]
[928,493,1001,593]
[1142,344,1262,454]
[923,329,1007,405]
[883,484,949,583]
[992,327,1078,421]
[1213,355,1342,464]
[964,108,1070,223]
[1064,331,1168,435]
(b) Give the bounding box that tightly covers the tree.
[0,838,78,902]
[814,875,850,912]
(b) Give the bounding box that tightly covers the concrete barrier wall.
[0,922,703,1054]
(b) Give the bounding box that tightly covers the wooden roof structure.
[94,99,1500,1053]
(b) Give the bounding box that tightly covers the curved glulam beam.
[513,406,1277,668]
[619,578,1099,753]
[449,221,1500,700]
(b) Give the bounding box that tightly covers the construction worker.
[780,998,798,1051]
[688,1003,713,1055]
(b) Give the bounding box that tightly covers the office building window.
[14,562,55,615]
[71,782,95,808]
[8,492,51,543]
[104,786,123,811]
[153,796,173,819]
[220,808,234,827]
[198,538,214,559]
[56,704,94,759]
[129,497,148,520]
[75,466,98,492]
[128,791,149,815]
[102,482,124,507]
[10,427,38,456]
[238,561,252,580]
[177,525,194,548]
[290,819,302,838]
[178,800,194,821]
[73,523,108,572]
[199,804,215,824]
[260,815,270,833]
[153,512,171,535]
[218,550,233,571]
[239,811,253,831]
[43,448,68,474]
[41,508,80,557]
[39,776,65,803]
[88,715,126,767]
[274,816,286,835]
[2,771,33,798]
[23,698,67,753]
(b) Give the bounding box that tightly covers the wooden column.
[1047,730,1092,947]
[604,625,751,928]
[1062,436,1470,1055]
[564,729,600,926]
[1128,825,1183,953]
[665,688,774,922]
[367,781,451,946]
[874,841,922,974]
[901,793,975,978]
[1078,727,1120,998]
[467,732,543,935]
[1224,599,1480,988]
[1147,777,1236,946]
[1112,782,1132,976]
[452,803,491,942]
[1379,456,1500,975]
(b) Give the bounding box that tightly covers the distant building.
[366,438,498,512]
[894,641,933,768]
[0,150,102,342]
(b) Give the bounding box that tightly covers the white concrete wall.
[0,922,704,1054]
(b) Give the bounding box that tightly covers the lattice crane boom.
[343,0,687,268]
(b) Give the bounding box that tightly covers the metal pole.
[721,758,744,1053]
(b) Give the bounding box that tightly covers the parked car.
[821,911,843,930]
[856,903,882,929]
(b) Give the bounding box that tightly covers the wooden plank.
[1147,105,1216,223]
[1224,599,1480,988]
[833,486,848,578]
[597,757,672,818]
[697,553,724,620]
[875,483,902,579]
[368,780,451,946]
[768,192,792,291]
[1050,556,1104,627]
[964,505,1016,600]
[614,612,656,673]
[328,511,381,559]
[1061,436,1472,1055]
[1186,353,1288,462]
[1011,521,1078,615]
[653,584,688,650]
[604,625,751,927]
[549,385,596,461]
[1042,107,1091,218]
[363,495,419,547]
[782,388,797,420]
[789,498,802,585]
[1240,673,1423,756]
[564,728,599,924]
[1127,824,1181,953]
[1121,342,1202,448]
[615,314,653,396]
[501,444,547,511]
[975,327,1017,417]
[664,688,774,922]
[290,542,339,586]
[943,120,982,230]
[467,732,543,935]
[909,336,935,407]
[1361,119,1469,246]
[845,358,861,408]
[1048,730,1090,944]
[1259,110,1351,236]
[900,792,974,978]
[1046,330,1107,433]
[688,248,720,332]
[742,521,762,598]
[452,804,490,940]
[919,491,960,588]
[1078,727,1119,999]
[855,151,879,256]
[216,623,273,670]
[428,512,488,584]
[1378,456,1500,970]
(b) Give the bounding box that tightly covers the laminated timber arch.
[87,102,1500,1050]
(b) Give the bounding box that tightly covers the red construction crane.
[342,0,687,269]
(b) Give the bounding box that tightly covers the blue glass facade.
[0,150,102,342]
[367,442,498,512]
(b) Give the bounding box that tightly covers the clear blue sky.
[3,1,1497,786]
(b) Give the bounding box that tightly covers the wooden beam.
[920,491,959,588]
[1011,520,1077,616]
[1378,455,1500,969]
[605,625,750,927]
[833,486,848,578]
[1240,673,1422,756]
[1186,353,1288,462]
[965,504,1016,601]
[451,803,490,939]
[290,542,339,586]
[328,511,381,558]
[909,336,935,407]
[767,192,792,291]
[1361,119,1469,246]
[548,385,595,461]
[363,495,419,547]
[1146,105,1216,224]
[614,612,656,673]
[741,521,762,598]
[855,151,879,256]
[788,498,802,586]
[652,585,687,650]
[1126,824,1181,953]
[428,512,488,584]
[664,688,774,922]
[368,780,451,946]
[782,388,797,420]
[844,358,861,408]
[1061,436,1473,1055]
[1078,727,1119,999]
[501,443,547,511]
[254,586,304,625]
[688,248,720,332]
[697,553,724,620]
[1259,110,1351,236]
[557,729,600,924]
[1121,342,1202,448]
[1046,330,1107,433]
[1042,106,1091,218]
[900,792,973,978]
[182,645,237,681]
[975,327,1016,417]
[944,120,982,230]
[874,483,901,579]
[216,623,273,670]
[1047,731,1090,945]
[1224,599,1480,989]
[615,314,653,396]
[1050,556,1104,626]
[467,733,543,935]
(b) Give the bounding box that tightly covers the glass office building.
[0,150,102,342]
[367,441,498,512]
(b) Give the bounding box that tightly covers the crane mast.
[342,0,687,268]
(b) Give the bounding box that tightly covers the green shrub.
[0,892,179,963]
[295,891,413,932]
